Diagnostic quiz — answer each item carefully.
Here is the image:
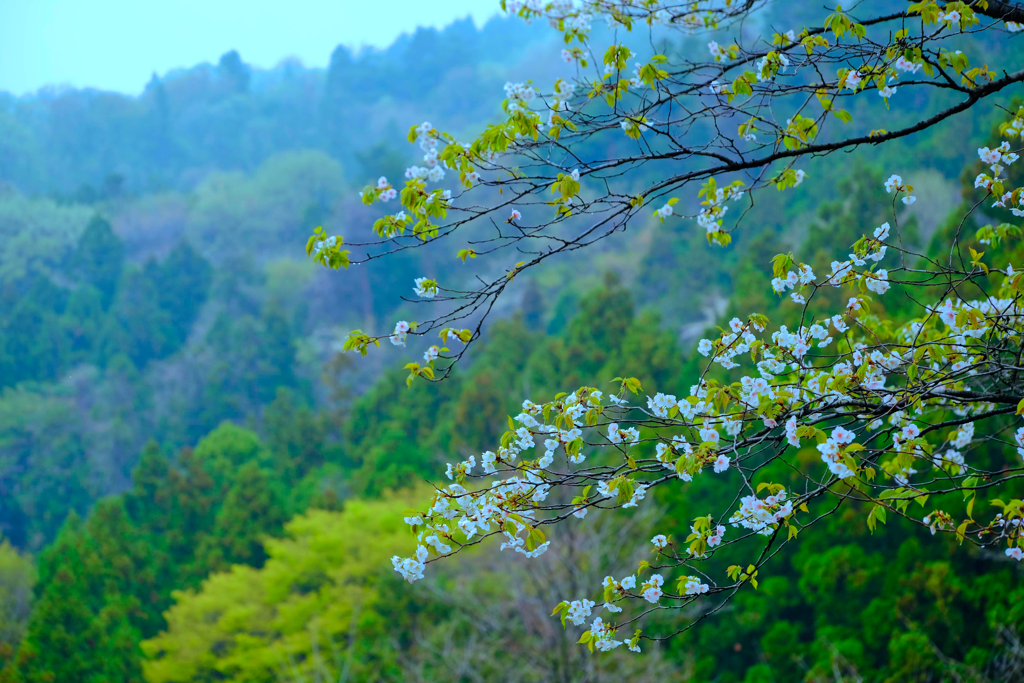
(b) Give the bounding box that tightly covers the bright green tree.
[141,496,421,683]
[0,540,34,670]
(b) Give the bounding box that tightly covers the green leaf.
[867,505,887,533]
[832,109,853,123]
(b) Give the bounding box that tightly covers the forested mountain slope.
[1,3,1022,681]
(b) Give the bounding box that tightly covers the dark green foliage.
[0,293,69,387]
[12,260,1024,681]
[14,508,147,683]
[0,388,93,548]
[196,310,298,434]
[0,234,211,392]
[217,50,250,94]
[14,528,119,682]
[650,464,1024,683]
[14,423,301,681]
[519,279,546,330]
[263,388,330,487]
[196,462,285,573]
[74,215,124,310]
[564,272,635,380]
[98,243,212,369]
[99,265,176,368]
[61,284,104,361]
[151,242,212,341]
[260,306,297,392]
[0,274,75,387]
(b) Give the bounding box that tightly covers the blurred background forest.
[1,2,1023,681]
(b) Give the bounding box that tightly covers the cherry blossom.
[413,277,439,298]
[311,0,1024,654]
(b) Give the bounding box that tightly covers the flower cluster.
[884,175,916,204]
[771,262,815,304]
[975,141,1020,195]
[504,81,538,114]
[566,599,595,626]
[698,315,766,370]
[729,488,793,536]
[607,422,640,447]
[640,574,664,603]
[413,277,439,298]
[937,9,961,26]
[391,544,427,583]
[694,180,745,237]
[895,55,923,73]
[589,616,624,651]
[311,234,341,259]
[404,122,448,183]
[376,176,398,201]
[390,320,411,346]
[978,142,1019,176]
[756,51,789,82]
[817,426,858,479]
[822,218,892,294]
[620,117,650,137]
[707,41,731,61]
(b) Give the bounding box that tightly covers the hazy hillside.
[0,16,556,197]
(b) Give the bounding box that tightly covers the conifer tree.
[197,462,285,573]
[74,215,124,310]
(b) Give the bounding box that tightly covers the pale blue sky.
[0,0,500,96]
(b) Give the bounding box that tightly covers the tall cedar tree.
[74,215,124,310]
